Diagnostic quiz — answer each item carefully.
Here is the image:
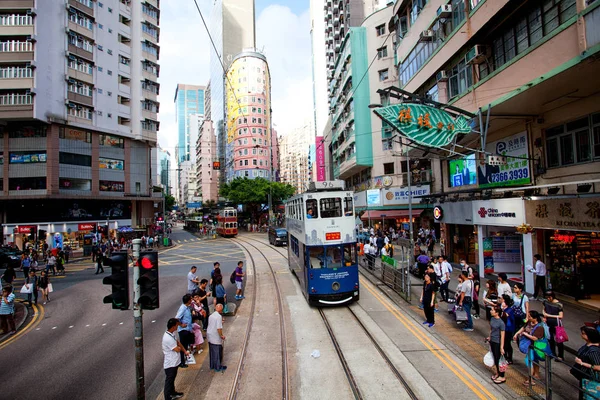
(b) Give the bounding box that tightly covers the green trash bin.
[163,237,169,246]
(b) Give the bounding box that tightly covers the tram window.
[308,246,324,269]
[320,198,342,218]
[306,199,318,219]
[343,197,354,216]
[343,244,357,267]
[326,246,342,268]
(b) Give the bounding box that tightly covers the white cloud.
[157,1,212,154]
[256,5,313,137]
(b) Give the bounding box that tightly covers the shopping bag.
[534,337,552,361]
[20,284,31,294]
[455,306,468,323]
[499,356,508,372]
[555,320,569,343]
[483,351,494,367]
[47,283,54,293]
[223,303,229,314]
[186,353,196,365]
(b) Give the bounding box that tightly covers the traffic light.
[102,252,130,310]
[137,251,159,310]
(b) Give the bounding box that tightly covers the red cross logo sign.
[478,207,487,218]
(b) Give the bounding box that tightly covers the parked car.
[0,248,22,269]
[268,227,288,246]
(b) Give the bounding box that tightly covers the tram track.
[238,234,420,400]
[228,236,289,400]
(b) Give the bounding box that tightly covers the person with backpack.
[233,261,245,300]
[511,282,529,332]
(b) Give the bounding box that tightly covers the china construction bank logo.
[478,207,488,218]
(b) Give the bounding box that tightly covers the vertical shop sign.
[483,237,494,273]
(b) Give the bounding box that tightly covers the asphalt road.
[1,225,244,400]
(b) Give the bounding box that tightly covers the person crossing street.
[234,261,245,300]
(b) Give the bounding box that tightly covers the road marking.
[119,322,123,325]
[86,325,90,327]
[151,320,156,323]
[361,279,495,400]
[52,326,57,330]
[69,325,74,329]
[102,323,107,326]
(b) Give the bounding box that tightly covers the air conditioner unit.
[419,30,434,42]
[436,4,452,19]
[67,103,76,109]
[68,78,75,84]
[68,55,76,61]
[466,45,490,65]
[26,9,34,16]
[436,70,448,82]
[77,82,83,86]
[76,105,82,110]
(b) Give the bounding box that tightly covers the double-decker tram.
[285,180,359,306]
[217,207,238,237]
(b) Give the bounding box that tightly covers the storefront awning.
[360,210,415,220]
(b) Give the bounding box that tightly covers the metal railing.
[0,93,32,105]
[0,40,32,52]
[0,14,33,26]
[360,241,412,302]
[0,66,32,79]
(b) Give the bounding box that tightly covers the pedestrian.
[215,276,226,308]
[500,294,515,364]
[529,254,547,300]
[196,279,211,330]
[39,270,51,304]
[210,262,221,297]
[187,266,200,294]
[207,303,227,372]
[22,253,31,278]
[162,318,186,400]
[64,244,71,264]
[95,249,104,275]
[0,286,16,335]
[426,235,435,257]
[175,294,194,368]
[416,251,430,279]
[25,269,38,307]
[483,280,499,320]
[234,261,245,300]
[487,306,506,384]
[513,310,545,386]
[420,273,435,327]
[46,253,56,276]
[511,282,529,332]
[497,273,512,297]
[437,255,451,302]
[1,265,16,287]
[543,290,565,361]
[458,271,474,332]
[56,252,65,275]
[191,315,204,354]
[572,326,600,400]
[472,269,481,319]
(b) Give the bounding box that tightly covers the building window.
[100,180,124,192]
[376,24,385,36]
[545,113,599,168]
[59,177,91,191]
[377,46,388,59]
[99,134,124,148]
[8,126,46,138]
[59,152,92,167]
[383,163,395,175]
[108,7,113,13]
[99,24,103,29]
[378,69,389,82]
[98,67,103,72]
[98,45,103,51]
[447,55,473,99]
[9,177,46,190]
[107,70,112,76]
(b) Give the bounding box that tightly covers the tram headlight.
[332,282,340,291]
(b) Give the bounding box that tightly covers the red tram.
[216,207,238,237]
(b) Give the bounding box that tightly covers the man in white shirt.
[530,254,547,300]
[162,318,186,400]
[438,256,451,302]
[207,304,226,372]
[187,266,200,294]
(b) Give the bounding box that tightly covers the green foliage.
[165,195,176,212]
[202,199,217,209]
[219,177,296,220]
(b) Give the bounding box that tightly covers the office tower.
[158,147,171,196]
[225,50,271,182]
[196,119,218,202]
[0,0,161,248]
[209,0,256,184]
[174,83,205,164]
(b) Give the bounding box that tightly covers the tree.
[203,199,217,209]
[220,177,295,222]
[165,195,176,212]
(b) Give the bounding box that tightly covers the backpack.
[230,269,236,284]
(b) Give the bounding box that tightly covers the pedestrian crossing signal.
[102,252,130,310]
[137,251,159,310]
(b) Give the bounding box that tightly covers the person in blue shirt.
[0,286,16,334]
[306,208,314,219]
[175,294,194,368]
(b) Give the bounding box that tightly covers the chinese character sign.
[315,136,325,182]
[478,131,531,188]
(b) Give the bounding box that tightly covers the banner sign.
[382,185,431,206]
[99,157,124,170]
[10,152,46,163]
[366,189,381,206]
[478,131,531,188]
[472,198,525,226]
[525,197,600,232]
[17,225,36,234]
[315,136,325,182]
[78,223,96,231]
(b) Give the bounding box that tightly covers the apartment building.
[195,119,218,203]
[279,121,314,193]
[158,146,170,196]
[385,0,600,301]
[0,0,161,249]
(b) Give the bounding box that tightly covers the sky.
[157,0,313,157]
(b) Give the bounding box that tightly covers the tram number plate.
[325,232,341,240]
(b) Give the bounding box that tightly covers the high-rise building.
[178,113,203,205]
[279,121,315,193]
[209,0,256,184]
[158,147,171,197]
[225,50,272,182]
[174,84,205,164]
[0,0,161,248]
[196,120,218,203]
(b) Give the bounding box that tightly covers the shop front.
[525,196,600,301]
[471,198,533,290]
[433,201,477,264]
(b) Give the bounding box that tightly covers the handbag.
[555,319,569,343]
[583,379,600,400]
[483,351,494,367]
[20,284,32,294]
[455,306,468,323]
[519,335,531,354]
[499,356,508,372]
[533,336,552,360]
[48,283,54,293]
[223,303,229,314]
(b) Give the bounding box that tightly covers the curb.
[0,301,29,343]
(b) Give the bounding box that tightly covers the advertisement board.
[99,157,124,170]
[472,198,525,227]
[315,136,325,182]
[449,154,477,187]
[366,189,381,206]
[78,223,96,231]
[10,152,46,163]
[382,185,431,206]
[478,131,531,188]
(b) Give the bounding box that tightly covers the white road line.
[52,327,57,330]
[151,320,156,323]
[86,325,90,327]
[69,325,74,329]
[119,322,123,325]
[102,323,107,326]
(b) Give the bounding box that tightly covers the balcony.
[67,114,92,126]
[142,109,157,121]
[0,92,32,119]
[118,62,130,75]
[0,40,33,62]
[69,0,94,17]
[117,123,131,135]
[145,0,159,9]
[142,68,157,81]
[68,21,93,37]
[67,91,93,107]
[118,41,131,56]
[0,66,33,89]
[68,44,93,61]
[0,1,35,9]
[0,14,33,36]
[67,68,93,85]
[142,12,159,29]
[118,83,131,95]
[138,128,157,143]
[118,103,130,116]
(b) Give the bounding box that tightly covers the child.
[191,315,204,354]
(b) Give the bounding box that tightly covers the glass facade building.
[175,84,205,163]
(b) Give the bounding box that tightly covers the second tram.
[285,180,359,306]
[217,207,238,237]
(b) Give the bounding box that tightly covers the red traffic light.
[140,257,154,269]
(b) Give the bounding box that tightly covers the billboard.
[9,152,46,164]
[449,154,477,187]
[99,157,124,170]
[478,131,531,188]
[315,136,325,181]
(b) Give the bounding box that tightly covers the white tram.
[285,180,359,306]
